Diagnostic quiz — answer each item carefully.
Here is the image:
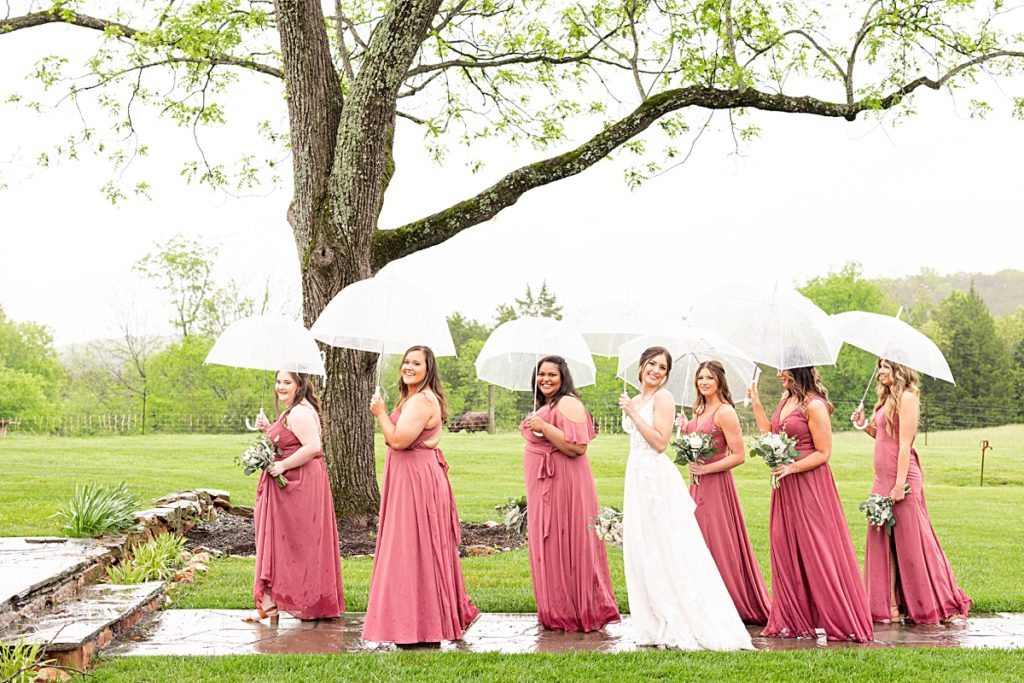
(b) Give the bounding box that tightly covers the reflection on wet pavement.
[105,611,1024,656]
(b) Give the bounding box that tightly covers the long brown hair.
[873,358,920,435]
[274,371,322,420]
[784,366,834,415]
[692,360,734,415]
[397,345,449,422]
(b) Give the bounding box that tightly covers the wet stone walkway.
[106,611,1024,656]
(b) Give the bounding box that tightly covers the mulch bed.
[185,508,526,558]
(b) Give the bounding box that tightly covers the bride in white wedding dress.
[618,346,754,650]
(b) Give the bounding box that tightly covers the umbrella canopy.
[688,281,841,370]
[615,320,757,405]
[829,311,955,384]
[205,315,326,376]
[310,272,456,357]
[564,301,682,357]
[475,316,596,391]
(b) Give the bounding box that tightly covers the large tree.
[3,0,1022,518]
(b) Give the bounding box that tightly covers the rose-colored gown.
[253,410,344,619]
[763,396,873,642]
[521,402,620,631]
[362,407,478,643]
[686,408,772,624]
[863,410,972,624]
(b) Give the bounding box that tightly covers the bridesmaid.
[852,359,972,624]
[684,360,772,624]
[748,366,873,642]
[363,345,478,644]
[522,355,620,631]
[248,371,344,623]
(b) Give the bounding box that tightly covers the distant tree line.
[2,243,1022,434]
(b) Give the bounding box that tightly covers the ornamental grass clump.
[0,638,54,683]
[106,534,189,584]
[53,482,140,538]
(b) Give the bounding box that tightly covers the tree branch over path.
[374,49,1024,269]
[1,9,284,79]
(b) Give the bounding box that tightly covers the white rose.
[687,434,704,449]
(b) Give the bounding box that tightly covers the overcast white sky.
[1,17,1023,346]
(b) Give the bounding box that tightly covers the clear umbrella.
[310,269,456,394]
[205,315,326,376]
[688,281,841,370]
[615,320,758,407]
[204,315,325,429]
[829,309,954,429]
[828,311,953,384]
[565,301,681,357]
[475,316,596,392]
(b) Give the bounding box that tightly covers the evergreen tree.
[924,284,1014,428]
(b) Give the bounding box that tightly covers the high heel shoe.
[242,603,280,625]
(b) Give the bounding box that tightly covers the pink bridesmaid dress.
[763,396,873,642]
[686,408,772,624]
[521,402,620,632]
[362,407,478,643]
[863,410,972,624]
[253,411,345,619]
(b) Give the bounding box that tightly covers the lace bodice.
[624,398,662,456]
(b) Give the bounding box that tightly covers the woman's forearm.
[540,423,586,457]
[280,444,320,470]
[752,403,771,433]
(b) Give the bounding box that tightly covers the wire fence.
[2,397,1022,437]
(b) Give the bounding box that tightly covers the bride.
[618,346,754,650]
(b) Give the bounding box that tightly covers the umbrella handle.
[245,406,267,432]
[851,401,869,431]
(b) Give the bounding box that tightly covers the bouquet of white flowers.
[671,431,718,485]
[859,485,912,535]
[591,506,623,547]
[237,435,288,488]
[748,432,800,489]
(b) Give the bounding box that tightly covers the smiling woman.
[363,346,479,645]
[520,355,620,632]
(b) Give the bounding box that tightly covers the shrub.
[495,495,527,536]
[0,638,54,683]
[53,482,140,538]
[106,534,188,583]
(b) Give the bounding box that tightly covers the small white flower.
[687,434,704,449]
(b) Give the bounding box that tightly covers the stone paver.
[106,611,1024,656]
[0,538,110,610]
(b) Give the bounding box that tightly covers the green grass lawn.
[3,427,1023,679]
[88,649,1024,683]
[3,425,1021,611]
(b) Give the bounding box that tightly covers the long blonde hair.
[873,359,919,435]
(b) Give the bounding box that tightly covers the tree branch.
[1,9,283,79]
[374,50,1024,268]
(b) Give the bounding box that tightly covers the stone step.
[1,582,165,670]
[0,537,124,632]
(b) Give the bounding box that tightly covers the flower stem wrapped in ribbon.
[859,485,912,535]
[748,432,800,489]
[671,431,718,485]
[236,435,288,488]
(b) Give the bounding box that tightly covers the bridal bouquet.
[671,431,718,485]
[591,506,623,547]
[237,436,288,488]
[859,485,912,535]
[748,432,799,489]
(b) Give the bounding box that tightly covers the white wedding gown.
[622,400,754,650]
